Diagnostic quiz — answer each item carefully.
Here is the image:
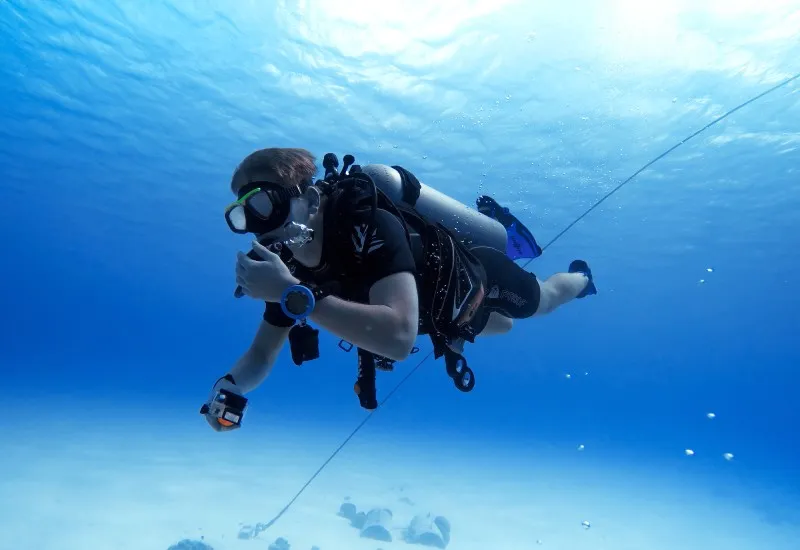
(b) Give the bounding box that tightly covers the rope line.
[255,71,800,535]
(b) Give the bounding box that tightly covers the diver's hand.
[202,375,245,433]
[235,240,300,303]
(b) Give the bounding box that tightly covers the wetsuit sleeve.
[351,209,417,289]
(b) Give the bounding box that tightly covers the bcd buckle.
[444,349,475,392]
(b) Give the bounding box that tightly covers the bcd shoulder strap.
[318,161,483,400]
[391,165,422,206]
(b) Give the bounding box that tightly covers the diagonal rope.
[254,70,800,535]
[523,70,800,265]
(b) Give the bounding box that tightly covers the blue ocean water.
[1,1,800,549]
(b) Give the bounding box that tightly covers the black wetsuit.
[263,204,417,410]
[272,208,417,304]
[469,246,540,320]
[263,202,541,408]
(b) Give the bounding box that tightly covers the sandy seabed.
[1,408,797,550]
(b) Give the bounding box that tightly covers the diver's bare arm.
[228,321,291,393]
[308,272,419,362]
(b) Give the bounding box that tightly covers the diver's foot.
[569,260,597,299]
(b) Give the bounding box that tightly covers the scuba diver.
[201,147,597,431]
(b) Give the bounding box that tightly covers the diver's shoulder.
[372,207,406,230]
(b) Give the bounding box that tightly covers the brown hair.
[231,147,317,190]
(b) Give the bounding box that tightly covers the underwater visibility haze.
[1,1,800,549]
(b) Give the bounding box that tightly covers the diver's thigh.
[482,312,514,335]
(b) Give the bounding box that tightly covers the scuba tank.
[359,164,507,253]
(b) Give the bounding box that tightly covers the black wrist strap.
[214,373,237,387]
[309,281,340,302]
[264,301,295,327]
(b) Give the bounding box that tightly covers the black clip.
[375,356,395,372]
[338,339,354,352]
[373,346,420,371]
[444,349,475,393]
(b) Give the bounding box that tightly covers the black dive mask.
[224,180,308,235]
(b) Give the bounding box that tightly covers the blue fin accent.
[476,195,543,261]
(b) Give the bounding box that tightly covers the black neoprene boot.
[568,260,597,298]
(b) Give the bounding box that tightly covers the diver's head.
[225,147,322,242]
